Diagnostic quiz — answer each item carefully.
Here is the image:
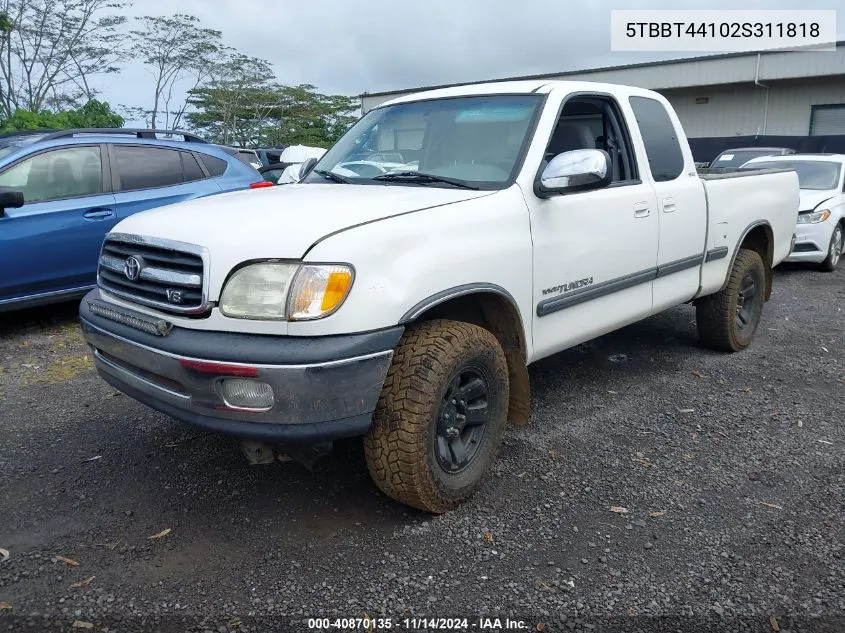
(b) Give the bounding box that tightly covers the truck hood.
[798,189,838,213]
[110,183,494,298]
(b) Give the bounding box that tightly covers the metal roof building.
[359,42,845,138]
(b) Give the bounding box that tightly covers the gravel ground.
[0,263,843,633]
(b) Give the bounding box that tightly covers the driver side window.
[0,146,103,203]
[542,95,639,184]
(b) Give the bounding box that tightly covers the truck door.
[527,93,659,359]
[627,96,708,312]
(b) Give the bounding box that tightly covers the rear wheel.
[819,223,843,272]
[696,249,766,352]
[364,320,509,513]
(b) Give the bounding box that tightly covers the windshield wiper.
[372,171,480,190]
[313,169,352,184]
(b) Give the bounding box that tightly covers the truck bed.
[697,167,794,180]
[696,168,800,298]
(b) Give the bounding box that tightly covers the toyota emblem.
[124,256,143,281]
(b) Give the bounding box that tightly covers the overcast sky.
[102,0,844,125]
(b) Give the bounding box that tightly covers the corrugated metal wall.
[662,78,845,137]
[360,45,845,138]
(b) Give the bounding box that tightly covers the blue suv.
[0,129,265,312]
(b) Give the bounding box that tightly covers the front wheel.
[819,223,843,272]
[696,249,766,352]
[364,320,509,513]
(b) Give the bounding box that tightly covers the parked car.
[79,81,799,513]
[740,153,844,271]
[257,146,328,185]
[258,163,289,184]
[255,148,286,167]
[276,145,327,184]
[707,146,795,168]
[216,146,263,170]
[0,128,269,312]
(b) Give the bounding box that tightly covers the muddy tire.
[819,223,843,272]
[696,249,766,353]
[363,319,509,514]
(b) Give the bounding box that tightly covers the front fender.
[287,186,535,355]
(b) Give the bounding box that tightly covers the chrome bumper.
[79,291,400,442]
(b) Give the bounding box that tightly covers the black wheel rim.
[434,367,491,473]
[735,272,759,330]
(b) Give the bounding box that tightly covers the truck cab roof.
[378,79,664,109]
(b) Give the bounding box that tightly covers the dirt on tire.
[696,248,766,352]
[363,319,509,514]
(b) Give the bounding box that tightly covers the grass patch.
[39,354,94,384]
[50,323,85,346]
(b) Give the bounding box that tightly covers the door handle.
[662,197,677,213]
[633,202,650,218]
[83,208,115,220]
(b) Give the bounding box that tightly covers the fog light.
[220,378,274,410]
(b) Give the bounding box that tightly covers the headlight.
[220,262,297,319]
[219,262,353,321]
[797,209,831,224]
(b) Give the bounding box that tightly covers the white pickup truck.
[79,80,799,513]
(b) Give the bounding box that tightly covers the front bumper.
[79,290,402,443]
[785,220,834,263]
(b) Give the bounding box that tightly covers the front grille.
[97,233,208,316]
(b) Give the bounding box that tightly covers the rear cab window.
[628,96,685,182]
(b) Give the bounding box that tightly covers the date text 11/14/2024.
[307,617,535,630]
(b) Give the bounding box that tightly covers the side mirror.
[0,187,24,216]
[535,149,612,198]
[299,157,318,179]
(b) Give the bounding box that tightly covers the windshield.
[711,150,785,167]
[740,160,842,190]
[303,94,543,189]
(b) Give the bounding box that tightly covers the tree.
[62,98,123,127]
[265,85,358,148]
[186,53,278,146]
[0,0,128,119]
[130,14,224,130]
[0,98,123,131]
[117,104,152,128]
[188,74,359,148]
